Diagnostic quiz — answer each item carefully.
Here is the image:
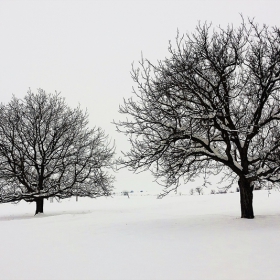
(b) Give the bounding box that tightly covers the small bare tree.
[195,187,203,195]
[123,190,130,198]
[0,89,115,214]
[116,18,280,219]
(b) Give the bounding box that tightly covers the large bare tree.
[116,19,280,218]
[0,89,114,214]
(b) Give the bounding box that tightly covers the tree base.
[239,178,254,219]
[35,198,44,215]
[241,215,254,219]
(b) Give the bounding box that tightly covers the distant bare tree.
[195,187,203,195]
[217,189,228,195]
[123,190,130,198]
[0,89,114,214]
[116,18,280,218]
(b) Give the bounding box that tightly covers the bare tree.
[123,190,130,198]
[195,187,203,195]
[0,89,115,215]
[116,18,280,219]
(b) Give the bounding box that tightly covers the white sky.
[0,0,279,193]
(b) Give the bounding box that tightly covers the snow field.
[0,190,280,280]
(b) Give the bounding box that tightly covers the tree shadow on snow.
[0,209,93,221]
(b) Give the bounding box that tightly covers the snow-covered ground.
[1,190,280,280]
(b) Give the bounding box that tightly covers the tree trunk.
[35,197,44,215]
[238,177,254,219]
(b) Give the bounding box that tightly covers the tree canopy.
[116,18,280,218]
[0,89,114,214]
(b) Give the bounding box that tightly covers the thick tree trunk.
[35,197,44,215]
[238,177,254,219]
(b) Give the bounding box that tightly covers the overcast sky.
[0,0,279,193]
